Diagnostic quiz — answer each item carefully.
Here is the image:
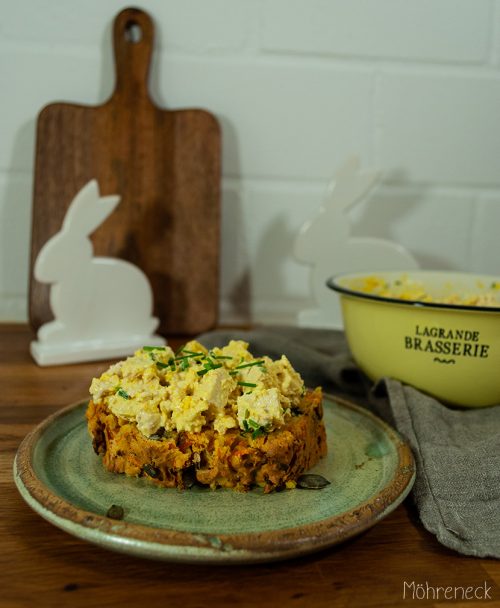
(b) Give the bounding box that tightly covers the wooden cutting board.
[29,7,221,336]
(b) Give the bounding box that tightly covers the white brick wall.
[1,0,500,325]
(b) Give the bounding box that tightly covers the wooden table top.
[1,324,498,608]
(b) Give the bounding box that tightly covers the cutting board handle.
[112,8,154,101]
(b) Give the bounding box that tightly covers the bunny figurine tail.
[30,179,167,366]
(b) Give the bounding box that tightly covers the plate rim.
[14,394,415,563]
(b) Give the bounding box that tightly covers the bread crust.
[86,387,327,493]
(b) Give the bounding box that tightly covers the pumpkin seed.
[143,464,161,478]
[296,474,331,490]
[106,504,124,520]
[182,466,198,489]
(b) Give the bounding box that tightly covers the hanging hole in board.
[124,21,142,44]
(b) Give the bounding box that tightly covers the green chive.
[235,360,265,370]
[143,346,166,352]
[208,350,233,360]
[237,381,257,388]
[156,361,169,370]
[116,388,131,399]
[240,417,270,439]
[174,353,200,361]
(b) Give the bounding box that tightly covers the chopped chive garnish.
[235,360,265,370]
[143,346,166,352]
[229,370,238,376]
[208,350,233,360]
[240,416,270,439]
[237,381,257,388]
[197,363,223,376]
[174,353,200,361]
[116,388,131,399]
[156,361,169,370]
[180,358,190,371]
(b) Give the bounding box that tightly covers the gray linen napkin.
[197,326,500,559]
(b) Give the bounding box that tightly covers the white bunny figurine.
[294,157,419,328]
[30,179,165,365]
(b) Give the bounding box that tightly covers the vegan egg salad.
[354,275,500,307]
[89,340,305,440]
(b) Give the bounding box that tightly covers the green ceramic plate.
[14,395,415,564]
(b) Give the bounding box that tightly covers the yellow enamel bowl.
[327,271,500,408]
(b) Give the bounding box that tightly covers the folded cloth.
[197,326,500,559]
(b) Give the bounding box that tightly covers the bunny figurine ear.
[62,179,121,236]
[327,156,380,213]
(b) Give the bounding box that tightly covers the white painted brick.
[350,185,475,271]
[469,192,500,274]
[0,0,255,53]
[0,173,32,299]
[160,57,374,179]
[1,49,375,179]
[4,1,500,324]
[0,47,109,172]
[375,73,500,186]
[261,0,492,64]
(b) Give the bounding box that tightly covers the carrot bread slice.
[86,340,327,493]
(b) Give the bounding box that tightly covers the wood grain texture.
[29,8,221,336]
[2,324,499,607]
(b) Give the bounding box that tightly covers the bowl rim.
[326,270,500,313]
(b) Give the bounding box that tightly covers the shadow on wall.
[217,116,251,324]
[254,213,296,315]
[351,170,455,271]
[220,183,252,323]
